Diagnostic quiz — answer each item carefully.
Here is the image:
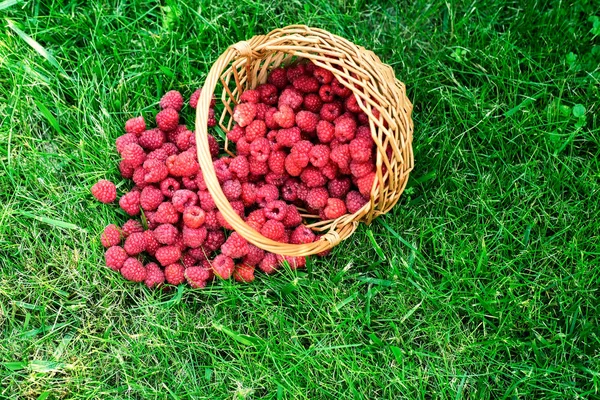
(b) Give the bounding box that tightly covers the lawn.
[1,0,599,398]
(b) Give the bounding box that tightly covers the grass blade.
[6,19,61,70]
[19,211,84,231]
[212,323,260,347]
[34,99,63,135]
[0,0,21,11]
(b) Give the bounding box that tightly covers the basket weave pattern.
[195,25,413,256]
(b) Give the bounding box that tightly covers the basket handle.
[194,40,354,256]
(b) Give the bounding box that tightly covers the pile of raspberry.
[92,61,374,289]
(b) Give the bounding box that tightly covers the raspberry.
[322,161,339,180]
[273,104,295,128]
[198,190,216,211]
[183,206,206,228]
[122,143,146,168]
[319,84,334,102]
[306,187,329,209]
[355,172,376,197]
[308,145,330,168]
[283,205,303,228]
[144,230,160,256]
[278,88,304,111]
[182,175,198,190]
[160,90,184,111]
[119,191,140,216]
[287,154,308,173]
[255,102,269,120]
[257,83,278,105]
[139,129,165,150]
[212,254,235,279]
[132,168,148,189]
[249,138,270,162]
[277,254,306,270]
[122,219,143,236]
[233,103,257,127]
[240,89,260,103]
[213,159,232,183]
[350,161,374,178]
[119,160,135,179]
[160,177,180,198]
[116,133,138,154]
[171,190,198,213]
[221,232,249,259]
[245,120,267,142]
[145,212,158,230]
[155,246,182,266]
[330,144,351,169]
[147,148,169,162]
[121,258,147,282]
[236,137,251,155]
[290,225,316,244]
[332,78,352,97]
[305,62,316,74]
[249,156,268,176]
[124,116,146,136]
[256,184,279,206]
[258,253,278,274]
[334,117,356,142]
[286,64,305,82]
[139,186,163,211]
[227,125,245,143]
[346,189,368,213]
[174,129,194,151]
[123,232,146,255]
[204,210,219,230]
[292,75,319,93]
[220,179,241,201]
[293,111,317,133]
[264,200,287,221]
[240,182,257,207]
[266,150,285,175]
[316,120,335,143]
[320,102,342,122]
[243,244,265,266]
[91,180,116,203]
[185,266,210,288]
[153,224,178,245]
[357,112,369,125]
[141,159,167,183]
[296,183,309,202]
[300,167,326,188]
[101,224,121,248]
[268,67,288,88]
[143,262,164,288]
[156,108,179,131]
[105,246,128,271]
[164,263,185,285]
[344,95,362,113]
[233,264,255,283]
[204,230,225,251]
[208,134,220,158]
[349,136,373,163]
[313,67,334,84]
[323,198,347,220]
[216,211,233,230]
[276,127,301,147]
[153,202,179,224]
[190,88,216,109]
[303,93,322,113]
[328,177,351,199]
[355,125,371,140]
[166,152,199,177]
[260,220,285,241]
[195,172,208,191]
[182,226,207,248]
[265,172,286,187]
[265,107,279,129]
[246,209,266,231]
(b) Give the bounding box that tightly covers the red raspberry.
[240,182,257,207]
[268,67,288,89]
[198,190,216,211]
[319,84,334,102]
[105,246,128,271]
[258,253,278,274]
[243,244,265,266]
[273,104,295,128]
[125,116,146,136]
[142,159,168,183]
[349,136,373,163]
[166,152,199,177]
[330,144,351,169]
[205,230,225,252]
[101,224,121,247]
[328,177,351,199]
[322,161,339,180]
[116,133,139,155]
[245,119,267,142]
[227,125,245,143]
[153,224,178,245]
[212,254,234,279]
[296,183,309,202]
[182,226,207,248]
[233,264,255,283]
[119,160,135,179]
[355,125,372,140]
[260,219,285,241]
[344,95,362,113]
[355,172,376,197]
[292,138,312,157]
[124,232,146,255]
[246,209,266,231]
[350,161,374,178]
[278,88,304,111]
[225,158,247,183]
[266,150,285,175]
[233,103,257,127]
[181,175,198,191]
[121,258,147,282]
[294,111,318,133]
[277,255,306,270]
[204,211,220,230]
[313,66,334,84]
[139,129,165,150]
[236,137,251,155]
[276,127,301,147]
[145,212,158,230]
[293,75,319,93]
[147,148,169,162]
[140,186,163,211]
[265,172,286,187]
[160,90,184,111]
[160,177,180,198]
[334,117,357,142]
[208,134,220,158]
[132,168,148,189]
[332,78,352,97]
[264,200,287,221]
[357,112,369,125]
[221,232,249,259]
[164,263,185,285]
[255,102,269,120]
[175,129,195,151]
[91,180,116,203]
[190,88,216,109]
[222,180,242,200]
[286,64,305,82]
[144,262,165,288]
[256,184,279,206]
[320,102,342,122]
[153,202,179,224]
[119,191,140,216]
[283,205,303,228]
[122,143,146,168]
[156,108,179,131]
[303,93,322,113]
[156,246,182,266]
[300,167,326,188]
[316,120,335,143]
[308,144,330,168]
[265,107,279,129]
[290,225,316,244]
[122,219,143,236]
[144,230,160,256]
[323,198,347,219]
[213,158,232,183]
[240,89,260,104]
[161,142,179,156]
[249,138,270,162]
[248,156,268,176]
[183,206,206,228]
[306,187,329,209]
[195,172,208,191]
[185,266,210,288]
[171,190,198,213]
[257,83,278,105]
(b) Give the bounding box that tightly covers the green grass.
[1,0,599,398]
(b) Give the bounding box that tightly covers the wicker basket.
[194,25,413,256]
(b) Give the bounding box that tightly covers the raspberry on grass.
[160,177,180,198]
[144,230,160,256]
[278,88,304,111]
[139,129,165,150]
[183,206,206,228]
[185,266,210,288]
[257,83,278,105]
[309,145,330,168]
[156,108,179,131]
[233,103,257,127]
[346,190,368,213]
[160,90,184,111]
[132,168,148,189]
[323,198,347,219]
[153,202,179,224]
[268,67,288,89]
[153,224,178,245]
[125,116,146,136]
[92,180,116,203]
[144,262,165,288]
[142,159,168,183]
[119,191,140,216]
[182,226,208,248]
[121,143,146,168]
[121,258,147,282]
[290,225,316,244]
[303,93,323,113]
[306,187,329,209]
[258,253,278,274]
[101,224,121,248]
[240,89,260,104]
[122,219,143,236]
[124,232,146,256]
[273,104,295,128]
[105,246,128,271]
[212,254,235,279]
[140,185,164,211]
[119,160,135,179]
[260,220,285,241]
[243,244,265,266]
[165,263,185,285]
[277,254,306,270]
[116,133,139,155]
[156,246,182,266]
[233,264,255,283]
[172,190,198,213]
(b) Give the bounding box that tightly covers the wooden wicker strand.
[195,26,413,256]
